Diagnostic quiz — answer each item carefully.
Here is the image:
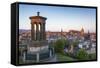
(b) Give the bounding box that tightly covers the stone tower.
[29,12,47,41]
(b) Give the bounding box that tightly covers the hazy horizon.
[19,29,96,33]
[19,4,96,33]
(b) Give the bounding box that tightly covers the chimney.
[37,12,40,16]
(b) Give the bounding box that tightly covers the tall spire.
[88,30,90,34]
[61,28,63,33]
[61,28,63,38]
[81,27,84,32]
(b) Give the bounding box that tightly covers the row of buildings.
[19,28,96,43]
[19,27,96,54]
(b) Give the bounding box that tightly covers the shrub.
[54,39,66,53]
[76,49,89,60]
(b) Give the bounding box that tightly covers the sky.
[19,4,96,33]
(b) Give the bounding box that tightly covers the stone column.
[31,23,35,40]
[39,23,41,40]
[40,23,43,40]
[43,23,46,40]
[36,24,39,40]
[38,24,40,41]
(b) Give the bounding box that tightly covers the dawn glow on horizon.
[19,4,96,33]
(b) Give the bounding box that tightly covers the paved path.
[44,55,58,62]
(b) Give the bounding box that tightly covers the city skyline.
[19,4,96,33]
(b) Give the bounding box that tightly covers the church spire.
[81,27,84,32]
[81,27,84,36]
[61,28,63,38]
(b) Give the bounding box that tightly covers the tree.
[54,39,66,53]
[89,53,96,60]
[64,39,70,48]
[72,40,79,48]
[76,49,89,60]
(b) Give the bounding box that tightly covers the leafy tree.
[72,40,79,48]
[64,39,70,48]
[89,53,96,60]
[54,39,66,53]
[76,49,89,60]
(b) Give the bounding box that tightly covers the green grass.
[56,53,76,61]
